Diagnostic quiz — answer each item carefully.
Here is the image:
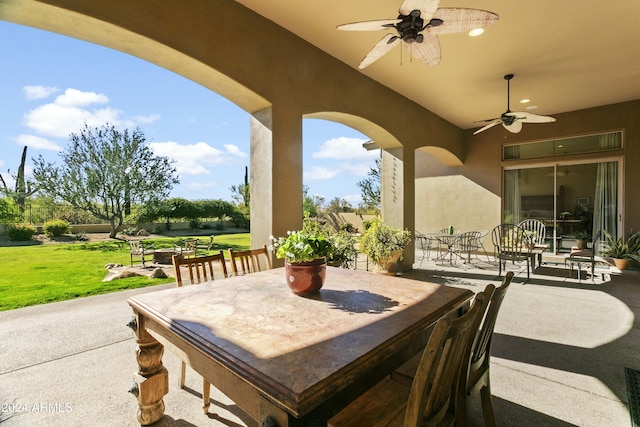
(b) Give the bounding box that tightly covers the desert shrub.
[75,231,89,241]
[7,223,37,241]
[121,226,139,236]
[43,219,70,237]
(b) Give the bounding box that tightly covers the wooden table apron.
[127,267,473,426]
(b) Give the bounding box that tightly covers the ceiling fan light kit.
[337,0,498,69]
[473,74,556,135]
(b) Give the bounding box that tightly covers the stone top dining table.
[127,266,473,426]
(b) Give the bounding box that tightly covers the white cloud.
[23,85,60,100]
[304,166,341,181]
[149,141,244,176]
[24,103,124,138]
[15,134,63,151]
[133,114,161,124]
[55,88,109,107]
[223,144,247,158]
[338,161,373,177]
[312,137,378,161]
[21,88,158,138]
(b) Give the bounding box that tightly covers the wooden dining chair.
[458,271,513,427]
[228,244,272,275]
[172,251,228,413]
[328,287,491,427]
[392,273,513,427]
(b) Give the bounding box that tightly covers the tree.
[0,146,39,215]
[303,185,325,218]
[32,123,179,238]
[326,197,353,214]
[229,166,250,209]
[356,157,381,211]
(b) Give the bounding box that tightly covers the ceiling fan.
[474,74,556,135]
[336,0,498,69]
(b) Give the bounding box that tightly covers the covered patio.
[0,258,636,426]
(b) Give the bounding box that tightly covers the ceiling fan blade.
[509,111,557,123]
[503,120,523,133]
[473,120,501,135]
[474,117,500,124]
[409,34,441,66]
[358,34,401,69]
[399,0,440,19]
[427,8,499,35]
[337,19,402,31]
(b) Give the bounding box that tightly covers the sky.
[0,21,379,206]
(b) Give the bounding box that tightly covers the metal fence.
[20,205,108,225]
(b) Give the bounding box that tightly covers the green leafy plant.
[360,216,411,266]
[601,231,640,262]
[7,223,36,241]
[572,230,591,240]
[270,229,333,263]
[43,219,70,237]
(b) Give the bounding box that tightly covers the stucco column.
[381,147,416,271]
[250,105,303,266]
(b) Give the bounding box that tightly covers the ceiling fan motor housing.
[396,10,424,43]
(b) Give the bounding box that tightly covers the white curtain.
[592,133,619,253]
[504,169,521,224]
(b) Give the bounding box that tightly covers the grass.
[0,233,250,312]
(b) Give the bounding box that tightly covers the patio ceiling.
[237,0,640,132]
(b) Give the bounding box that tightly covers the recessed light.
[526,105,539,110]
[468,28,484,37]
[520,99,530,103]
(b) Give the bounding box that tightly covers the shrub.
[121,226,139,236]
[189,218,202,231]
[75,231,89,241]
[7,223,37,241]
[43,219,70,237]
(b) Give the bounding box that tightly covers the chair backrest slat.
[172,251,228,286]
[228,245,271,276]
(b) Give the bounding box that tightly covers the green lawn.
[0,233,250,312]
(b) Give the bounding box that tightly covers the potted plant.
[298,216,358,269]
[522,230,538,250]
[360,216,411,275]
[601,231,640,270]
[572,230,591,250]
[270,226,333,295]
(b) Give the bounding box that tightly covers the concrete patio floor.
[0,255,638,426]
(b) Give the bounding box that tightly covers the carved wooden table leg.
[129,315,168,425]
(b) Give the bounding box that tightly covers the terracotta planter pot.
[285,258,327,295]
[613,258,629,270]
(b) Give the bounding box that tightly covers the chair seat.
[328,376,410,427]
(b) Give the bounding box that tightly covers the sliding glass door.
[504,160,620,253]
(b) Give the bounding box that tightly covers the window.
[503,131,622,161]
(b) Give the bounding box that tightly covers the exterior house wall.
[415,100,640,244]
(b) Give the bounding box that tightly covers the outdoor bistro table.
[428,232,463,265]
[127,267,473,426]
